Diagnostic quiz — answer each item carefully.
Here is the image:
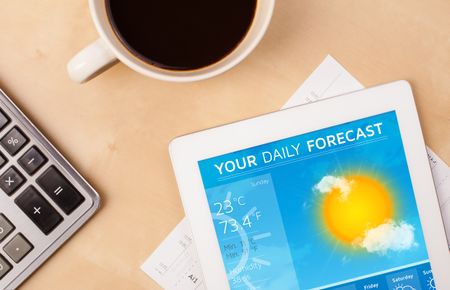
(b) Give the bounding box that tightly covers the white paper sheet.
[282,55,364,109]
[142,55,450,289]
[427,149,450,242]
[141,218,206,290]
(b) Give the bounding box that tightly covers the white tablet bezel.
[169,81,450,289]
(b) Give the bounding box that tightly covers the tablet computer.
[169,81,450,289]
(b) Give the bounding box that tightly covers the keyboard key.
[0,127,28,156]
[0,152,6,169]
[0,214,15,242]
[18,146,47,175]
[3,233,33,263]
[0,255,12,280]
[0,167,25,196]
[0,109,10,131]
[15,187,63,235]
[37,166,85,214]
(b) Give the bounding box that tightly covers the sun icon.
[394,285,416,290]
[323,175,394,244]
[427,276,436,290]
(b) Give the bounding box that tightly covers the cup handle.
[67,38,118,83]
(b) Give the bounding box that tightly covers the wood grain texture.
[0,0,449,289]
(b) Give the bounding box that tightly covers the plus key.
[15,187,63,235]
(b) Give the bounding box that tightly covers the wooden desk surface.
[0,0,449,289]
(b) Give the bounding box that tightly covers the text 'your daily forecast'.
[213,122,384,176]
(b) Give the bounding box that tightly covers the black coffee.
[106,0,257,71]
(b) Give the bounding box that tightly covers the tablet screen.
[198,111,436,289]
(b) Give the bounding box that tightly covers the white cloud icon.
[356,220,417,255]
[314,175,353,200]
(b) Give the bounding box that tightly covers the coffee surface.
[106,0,257,71]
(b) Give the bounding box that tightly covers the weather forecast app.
[198,111,435,290]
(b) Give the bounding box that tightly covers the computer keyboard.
[0,89,100,290]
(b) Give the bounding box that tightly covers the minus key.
[18,146,48,175]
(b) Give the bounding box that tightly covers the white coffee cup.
[67,0,275,83]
